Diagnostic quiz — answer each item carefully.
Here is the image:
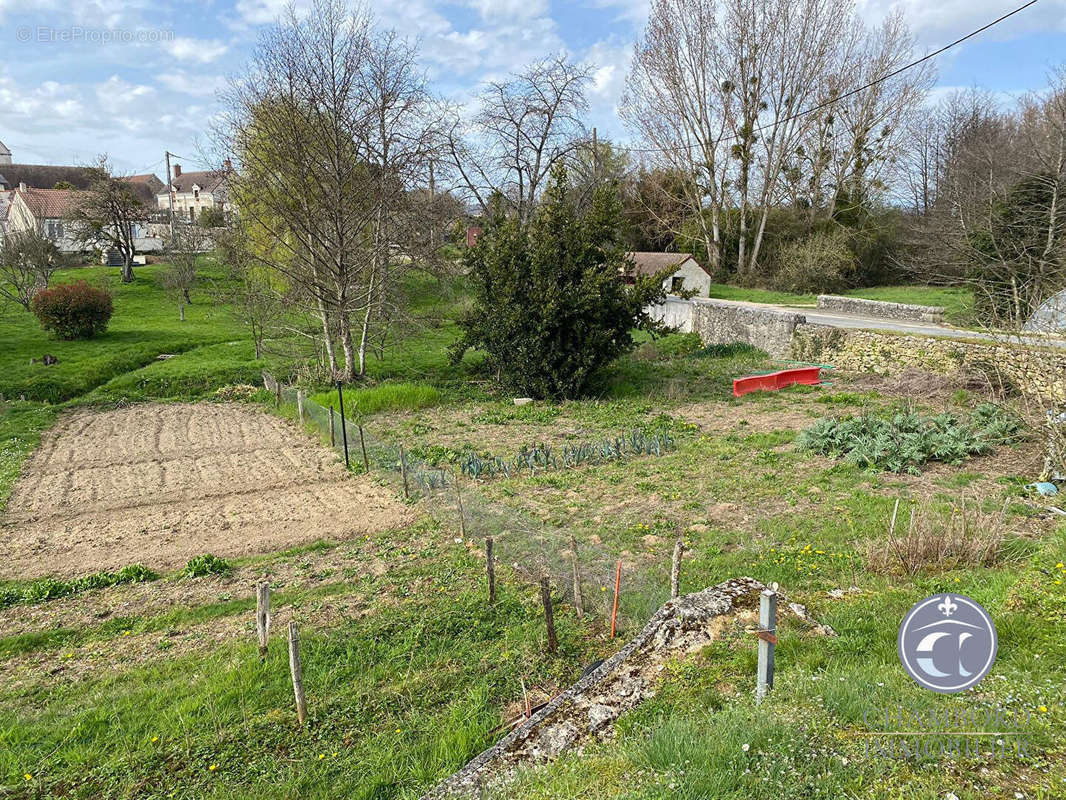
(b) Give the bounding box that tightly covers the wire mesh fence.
[261,371,680,627]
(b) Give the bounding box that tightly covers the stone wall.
[690,299,805,358]
[647,296,694,333]
[817,295,944,323]
[792,324,1066,402]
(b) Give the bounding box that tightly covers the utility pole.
[164,151,176,240]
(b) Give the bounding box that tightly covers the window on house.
[45,220,64,241]
[670,276,684,294]
[194,189,199,200]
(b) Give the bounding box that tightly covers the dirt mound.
[1,403,410,579]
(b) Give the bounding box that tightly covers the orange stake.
[610,559,622,639]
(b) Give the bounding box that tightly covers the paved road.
[728,298,1066,350]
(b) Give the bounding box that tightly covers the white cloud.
[464,0,550,21]
[163,37,229,63]
[857,0,1066,44]
[158,71,227,97]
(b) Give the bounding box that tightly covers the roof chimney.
[173,164,182,177]
[18,182,26,192]
[223,159,232,171]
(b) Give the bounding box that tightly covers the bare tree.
[213,226,282,360]
[68,156,146,283]
[449,56,592,223]
[218,0,445,381]
[622,0,929,279]
[0,230,66,310]
[160,224,208,320]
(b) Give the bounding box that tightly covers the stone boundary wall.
[420,578,835,800]
[792,324,1066,402]
[817,295,944,323]
[690,299,805,358]
[647,296,694,333]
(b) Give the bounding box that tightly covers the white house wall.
[661,258,711,297]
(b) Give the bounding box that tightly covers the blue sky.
[1,0,1064,178]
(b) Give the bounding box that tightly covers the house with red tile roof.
[6,185,82,251]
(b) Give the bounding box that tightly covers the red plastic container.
[732,366,821,397]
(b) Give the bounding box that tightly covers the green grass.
[311,382,442,419]
[0,264,251,403]
[706,284,817,305]
[0,266,1059,799]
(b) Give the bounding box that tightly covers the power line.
[616,0,1042,156]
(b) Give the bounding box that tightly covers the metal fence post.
[756,589,777,703]
[335,381,350,469]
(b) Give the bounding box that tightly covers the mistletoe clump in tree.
[452,166,666,399]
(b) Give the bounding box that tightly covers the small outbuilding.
[623,252,712,297]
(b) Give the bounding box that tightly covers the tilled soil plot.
[0,403,411,579]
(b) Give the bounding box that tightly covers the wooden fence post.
[756,589,777,704]
[297,390,305,423]
[670,535,684,599]
[486,537,496,605]
[358,425,369,472]
[256,583,271,660]
[540,577,558,654]
[569,533,583,619]
[288,622,308,726]
[610,559,622,639]
[275,383,281,409]
[329,406,336,447]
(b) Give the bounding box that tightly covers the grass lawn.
[0,268,1062,799]
[706,283,976,327]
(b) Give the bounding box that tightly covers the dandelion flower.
[319,754,325,760]
[151,736,159,743]
[209,764,218,772]
[24,774,31,781]
[1039,705,1048,713]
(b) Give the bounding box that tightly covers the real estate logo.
[898,594,997,694]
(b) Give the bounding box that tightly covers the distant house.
[624,252,712,297]
[0,190,13,243]
[0,143,161,207]
[465,226,483,248]
[158,162,231,221]
[6,185,79,251]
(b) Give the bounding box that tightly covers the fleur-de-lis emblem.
[937,596,958,617]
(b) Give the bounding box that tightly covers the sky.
[1,0,1065,179]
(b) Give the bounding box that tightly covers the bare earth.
[0,403,410,579]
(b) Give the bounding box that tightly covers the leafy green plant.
[0,563,157,610]
[797,403,1025,474]
[183,554,233,578]
[457,428,677,480]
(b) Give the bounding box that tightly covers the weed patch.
[183,554,234,578]
[0,564,157,610]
